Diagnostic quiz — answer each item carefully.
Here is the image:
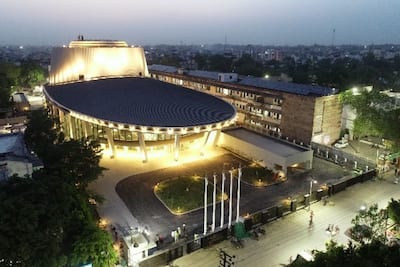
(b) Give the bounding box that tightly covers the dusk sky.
[1,0,399,46]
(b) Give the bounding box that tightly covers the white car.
[334,139,348,148]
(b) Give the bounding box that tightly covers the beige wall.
[312,95,342,145]
[280,94,315,144]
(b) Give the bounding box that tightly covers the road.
[174,175,400,267]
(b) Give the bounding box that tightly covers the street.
[174,175,400,267]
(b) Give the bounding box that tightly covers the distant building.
[0,133,41,180]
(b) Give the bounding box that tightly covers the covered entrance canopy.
[218,128,313,175]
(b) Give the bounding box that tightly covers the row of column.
[59,109,222,162]
[204,168,242,235]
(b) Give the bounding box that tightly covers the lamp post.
[309,178,317,210]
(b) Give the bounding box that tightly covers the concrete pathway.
[88,148,226,235]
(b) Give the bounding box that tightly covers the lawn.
[240,165,285,186]
[154,175,223,215]
[155,165,284,215]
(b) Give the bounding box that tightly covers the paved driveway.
[115,154,351,241]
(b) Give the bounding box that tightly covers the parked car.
[334,139,349,148]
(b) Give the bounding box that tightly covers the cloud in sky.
[1,0,399,45]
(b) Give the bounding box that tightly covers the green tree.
[387,198,400,225]
[351,203,387,243]
[233,54,264,76]
[24,109,106,191]
[19,60,46,88]
[290,240,400,267]
[339,88,400,150]
[0,62,21,108]
[0,176,68,266]
[48,138,106,191]
[24,109,63,161]
[68,225,118,267]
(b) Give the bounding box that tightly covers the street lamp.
[309,178,317,210]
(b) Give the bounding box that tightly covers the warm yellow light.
[99,218,108,228]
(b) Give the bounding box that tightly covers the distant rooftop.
[0,133,26,156]
[148,64,335,96]
[69,38,129,48]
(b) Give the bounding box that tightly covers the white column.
[83,121,90,138]
[200,131,211,156]
[236,167,242,223]
[67,114,74,139]
[138,132,148,163]
[212,129,221,146]
[105,128,115,158]
[203,177,208,235]
[220,172,226,228]
[174,134,180,161]
[58,109,65,132]
[212,174,217,232]
[228,170,233,228]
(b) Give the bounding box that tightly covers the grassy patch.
[155,176,221,214]
[240,165,284,186]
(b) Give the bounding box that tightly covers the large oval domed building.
[44,38,236,161]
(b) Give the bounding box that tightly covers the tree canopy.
[0,109,117,266]
[24,109,106,191]
[0,60,46,109]
[339,88,400,151]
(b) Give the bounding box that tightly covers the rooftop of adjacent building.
[148,64,337,97]
[0,132,43,168]
[0,133,27,156]
[223,127,308,157]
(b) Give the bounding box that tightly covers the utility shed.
[218,128,313,175]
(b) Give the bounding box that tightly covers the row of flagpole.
[203,167,242,235]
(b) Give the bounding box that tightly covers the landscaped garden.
[239,163,286,186]
[154,164,285,215]
[154,175,224,215]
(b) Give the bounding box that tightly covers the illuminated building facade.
[45,40,236,161]
[149,65,342,146]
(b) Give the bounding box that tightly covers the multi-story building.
[149,65,342,146]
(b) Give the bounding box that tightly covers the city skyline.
[1,0,399,46]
